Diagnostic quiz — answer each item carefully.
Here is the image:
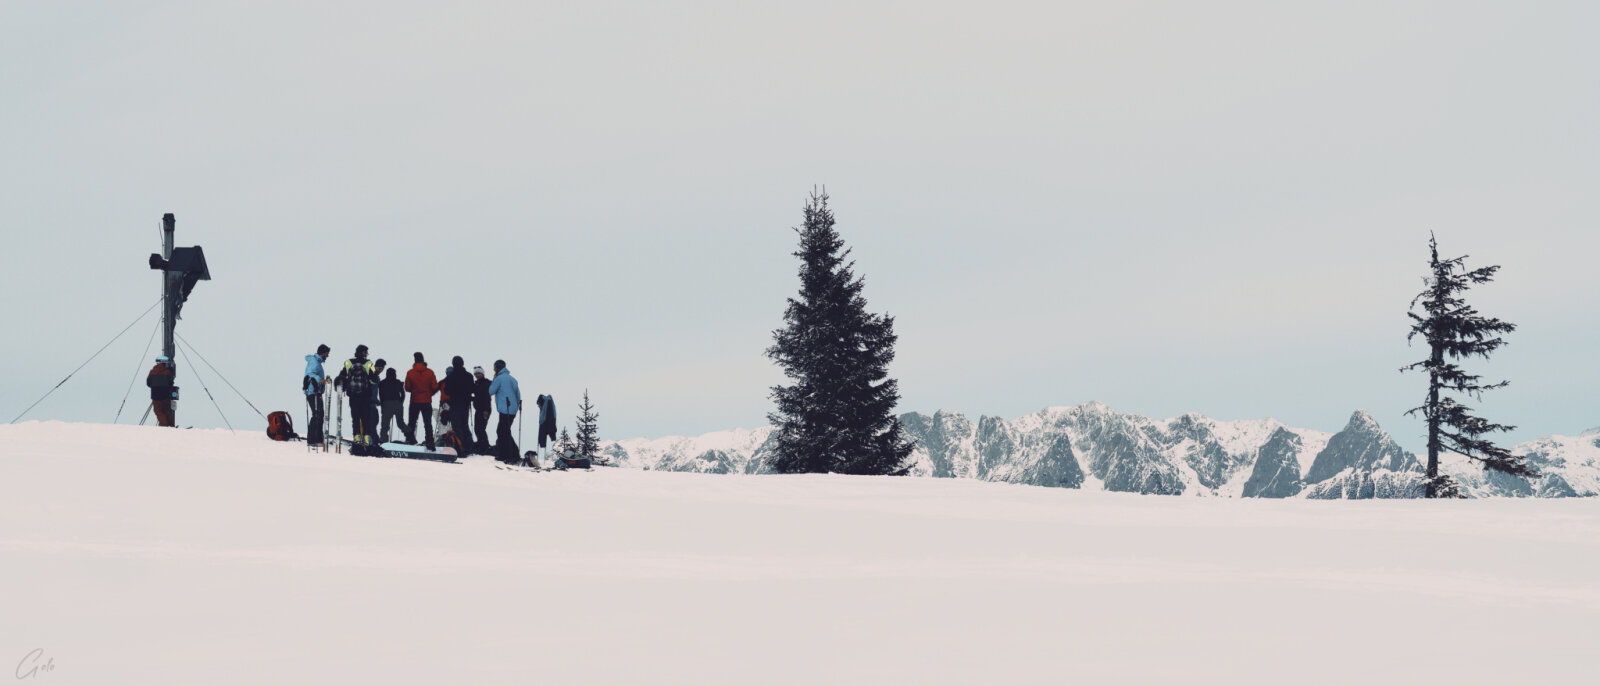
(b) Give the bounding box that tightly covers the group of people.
[301,344,536,464]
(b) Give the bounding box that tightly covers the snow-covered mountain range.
[601,402,1600,498]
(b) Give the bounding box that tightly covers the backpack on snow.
[266,411,297,441]
[439,430,467,455]
[555,450,591,470]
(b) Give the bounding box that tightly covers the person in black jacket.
[377,367,407,444]
[370,358,388,443]
[334,345,380,452]
[442,356,476,455]
[471,366,493,454]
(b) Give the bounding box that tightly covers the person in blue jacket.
[303,344,330,444]
[487,359,521,463]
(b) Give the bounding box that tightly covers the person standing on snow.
[442,357,476,455]
[334,344,379,452]
[487,359,521,464]
[370,359,389,444]
[471,366,493,454]
[303,344,330,444]
[435,366,455,442]
[403,352,439,449]
[377,366,406,444]
[147,355,176,427]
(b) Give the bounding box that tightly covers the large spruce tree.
[1402,234,1536,498]
[766,190,914,476]
[575,389,600,457]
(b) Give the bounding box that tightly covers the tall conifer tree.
[575,389,600,457]
[1402,234,1536,498]
[767,189,914,476]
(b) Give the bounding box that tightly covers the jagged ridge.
[600,403,1599,499]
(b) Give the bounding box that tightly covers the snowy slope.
[2,422,1598,685]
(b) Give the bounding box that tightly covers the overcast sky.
[3,1,1596,450]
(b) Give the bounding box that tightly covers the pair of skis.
[331,388,343,454]
[309,383,336,453]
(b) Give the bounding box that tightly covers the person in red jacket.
[403,351,439,449]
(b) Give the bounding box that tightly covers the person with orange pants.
[147,355,176,427]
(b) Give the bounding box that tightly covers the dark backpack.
[344,359,372,395]
[556,451,591,470]
[267,411,297,441]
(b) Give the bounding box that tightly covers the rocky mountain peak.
[1344,409,1381,433]
[1242,427,1305,498]
[1080,400,1112,415]
[1304,411,1421,496]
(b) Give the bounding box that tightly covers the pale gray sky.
[3,1,1596,449]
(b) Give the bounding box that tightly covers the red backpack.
[267,411,297,441]
[440,430,467,455]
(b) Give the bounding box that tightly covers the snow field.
[2,422,1597,685]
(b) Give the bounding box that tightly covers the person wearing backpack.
[442,356,476,456]
[403,352,438,449]
[377,366,407,444]
[487,359,521,464]
[471,366,493,454]
[147,355,177,427]
[303,344,330,444]
[334,344,379,453]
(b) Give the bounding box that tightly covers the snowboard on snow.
[324,438,459,464]
[376,441,459,463]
